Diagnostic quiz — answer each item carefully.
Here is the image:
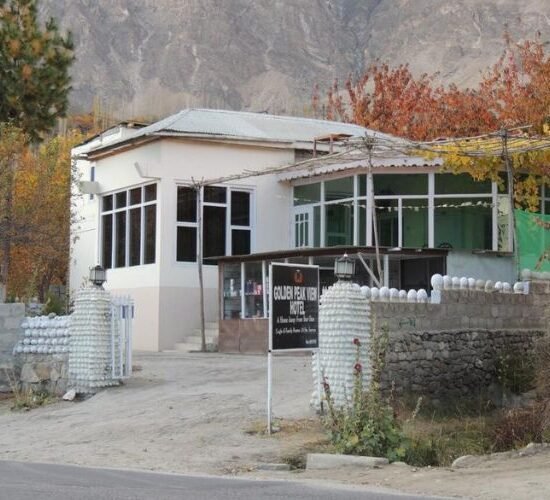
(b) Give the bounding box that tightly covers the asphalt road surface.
[0,461,446,500]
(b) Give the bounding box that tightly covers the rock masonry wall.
[12,315,71,396]
[369,278,550,402]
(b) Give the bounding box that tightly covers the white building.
[71,109,521,352]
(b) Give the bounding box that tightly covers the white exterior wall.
[155,139,293,350]
[71,137,294,351]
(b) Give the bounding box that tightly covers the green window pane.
[402,199,428,248]
[358,203,366,246]
[326,202,353,246]
[375,199,398,247]
[293,183,320,205]
[435,173,491,194]
[358,174,367,197]
[325,177,354,201]
[434,197,492,250]
[374,174,427,196]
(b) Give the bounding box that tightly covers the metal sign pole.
[267,264,273,435]
[314,348,322,411]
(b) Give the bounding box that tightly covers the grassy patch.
[11,387,56,411]
[403,415,493,466]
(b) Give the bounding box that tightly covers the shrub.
[322,326,408,462]
[495,349,536,395]
[491,401,550,451]
[42,292,64,316]
[535,334,550,399]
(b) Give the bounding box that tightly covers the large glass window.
[326,202,353,246]
[375,200,398,247]
[176,186,253,264]
[294,183,321,205]
[374,174,427,196]
[434,198,492,249]
[292,172,500,252]
[435,173,491,195]
[402,199,428,248]
[325,177,354,201]
[100,183,157,269]
[203,206,226,262]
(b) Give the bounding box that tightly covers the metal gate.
[110,295,134,379]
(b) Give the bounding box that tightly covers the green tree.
[0,0,74,140]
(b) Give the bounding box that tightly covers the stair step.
[192,328,219,338]
[174,340,218,353]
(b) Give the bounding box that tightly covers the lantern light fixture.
[334,253,355,281]
[89,265,107,288]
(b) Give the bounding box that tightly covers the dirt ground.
[1,352,549,499]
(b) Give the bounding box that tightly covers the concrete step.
[192,328,219,338]
[174,334,218,353]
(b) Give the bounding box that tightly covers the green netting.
[516,209,550,272]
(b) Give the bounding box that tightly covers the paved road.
[0,461,445,500]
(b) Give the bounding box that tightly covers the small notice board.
[267,263,320,433]
[270,263,319,351]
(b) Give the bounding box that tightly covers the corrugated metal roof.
[85,108,397,155]
[278,155,443,181]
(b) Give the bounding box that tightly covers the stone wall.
[0,304,25,392]
[18,353,69,396]
[371,280,549,402]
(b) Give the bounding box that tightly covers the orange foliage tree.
[8,130,84,301]
[315,35,550,141]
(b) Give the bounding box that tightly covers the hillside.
[40,0,550,119]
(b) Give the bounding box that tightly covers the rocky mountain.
[40,0,550,119]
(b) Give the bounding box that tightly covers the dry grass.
[535,334,550,398]
[244,418,330,469]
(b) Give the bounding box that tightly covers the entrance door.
[294,207,313,248]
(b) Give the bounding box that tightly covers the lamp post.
[334,253,355,281]
[89,265,107,288]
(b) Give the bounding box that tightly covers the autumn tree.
[8,130,83,301]
[316,35,550,141]
[0,124,27,300]
[315,35,550,212]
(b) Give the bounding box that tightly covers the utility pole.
[194,181,207,352]
[365,137,383,285]
[500,128,519,278]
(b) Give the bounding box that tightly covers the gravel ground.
[1,351,549,499]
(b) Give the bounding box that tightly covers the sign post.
[267,263,319,434]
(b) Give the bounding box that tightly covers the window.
[100,184,157,269]
[294,183,321,205]
[176,185,253,264]
[435,173,491,195]
[292,171,499,252]
[434,198,492,250]
[374,174,427,196]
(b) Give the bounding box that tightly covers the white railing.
[110,295,134,379]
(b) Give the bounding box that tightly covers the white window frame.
[292,172,505,251]
[99,183,157,269]
[175,184,254,264]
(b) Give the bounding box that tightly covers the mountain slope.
[40,0,550,119]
